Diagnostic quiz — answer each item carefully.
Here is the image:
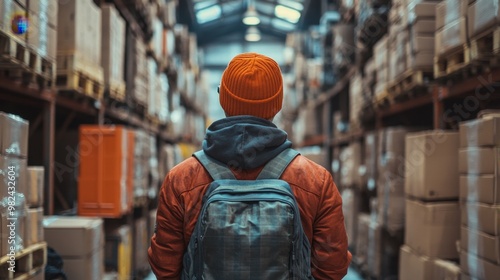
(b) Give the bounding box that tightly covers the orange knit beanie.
[219,52,283,119]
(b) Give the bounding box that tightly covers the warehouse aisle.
[144,266,365,280]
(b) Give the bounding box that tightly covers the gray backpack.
[182,148,314,280]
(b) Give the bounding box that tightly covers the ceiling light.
[275,4,301,23]
[243,0,260,25]
[196,5,222,24]
[245,26,261,42]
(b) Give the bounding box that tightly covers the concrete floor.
[144,266,365,279]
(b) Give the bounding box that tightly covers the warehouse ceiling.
[177,0,322,45]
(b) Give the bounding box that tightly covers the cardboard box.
[28,0,57,27]
[399,245,433,280]
[24,207,43,247]
[43,216,104,257]
[57,0,101,66]
[405,131,460,200]
[408,33,435,54]
[367,220,382,277]
[407,2,439,26]
[460,250,500,279]
[435,17,469,56]
[468,0,500,38]
[374,35,389,69]
[378,193,405,233]
[433,259,460,280]
[460,175,499,205]
[407,52,434,69]
[436,0,470,31]
[364,132,378,190]
[459,116,500,148]
[378,127,409,163]
[459,147,499,174]
[341,188,360,248]
[461,226,500,264]
[45,26,57,60]
[63,248,104,280]
[26,166,44,207]
[412,19,437,35]
[340,142,363,188]
[355,213,371,268]
[101,4,126,87]
[405,199,460,258]
[0,112,29,157]
[461,203,500,236]
[0,155,28,199]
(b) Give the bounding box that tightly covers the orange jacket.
[148,154,352,280]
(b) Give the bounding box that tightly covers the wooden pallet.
[56,70,104,100]
[434,44,472,79]
[0,29,55,87]
[373,89,393,109]
[387,68,433,101]
[470,25,500,65]
[56,52,104,99]
[0,242,47,280]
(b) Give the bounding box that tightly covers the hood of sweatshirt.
[202,115,292,170]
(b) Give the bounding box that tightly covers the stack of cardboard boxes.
[0,113,29,267]
[57,0,104,90]
[404,0,439,71]
[101,3,126,102]
[44,216,104,280]
[376,127,409,235]
[0,0,57,60]
[373,35,389,102]
[332,24,355,74]
[434,0,469,77]
[388,0,439,87]
[127,30,149,108]
[467,0,500,61]
[0,113,28,247]
[349,72,364,131]
[459,113,500,279]
[400,130,461,280]
[26,0,58,61]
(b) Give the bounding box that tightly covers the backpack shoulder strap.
[193,150,236,180]
[256,148,300,180]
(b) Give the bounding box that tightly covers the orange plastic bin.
[78,125,134,218]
